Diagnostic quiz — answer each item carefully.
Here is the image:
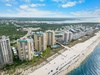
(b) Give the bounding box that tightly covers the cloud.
[21,0,45,2]
[0,6,65,17]
[40,0,45,2]
[5,4,12,6]
[60,0,85,8]
[0,0,17,4]
[8,9,12,12]
[52,0,66,3]
[53,0,84,3]
[1,0,10,2]
[20,4,45,9]
[25,0,30,2]
[1,8,100,17]
[30,4,45,7]
[16,7,64,17]
[62,1,77,8]
[78,0,85,3]
[20,5,29,9]
[70,9,100,17]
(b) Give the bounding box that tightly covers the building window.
[20,42,22,48]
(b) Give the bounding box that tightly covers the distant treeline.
[0,22,27,41]
[15,22,98,31]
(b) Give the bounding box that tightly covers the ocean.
[67,43,100,75]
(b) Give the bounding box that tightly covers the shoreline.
[28,31,100,75]
[60,34,100,75]
[3,31,99,75]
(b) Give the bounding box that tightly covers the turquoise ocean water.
[67,43,100,75]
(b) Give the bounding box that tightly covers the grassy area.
[42,47,55,59]
[42,47,51,57]
[0,22,27,41]
[41,46,64,59]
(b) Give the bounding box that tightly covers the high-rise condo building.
[46,30,55,46]
[0,36,13,68]
[68,32,73,41]
[64,31,73,43]
[64,31,69,43]
[17,38,34,61]
[34,32,47,52]
[55,31,64,42]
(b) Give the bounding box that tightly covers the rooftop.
[34,32,45,37]
[18,38,33,42]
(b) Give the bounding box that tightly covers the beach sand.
[28,31,100,75]
[60,33,100,75]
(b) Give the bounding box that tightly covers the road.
[21,28,40,39]
[12,22,40,39]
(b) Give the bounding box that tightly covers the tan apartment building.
[0,36,13,69]
[34,32,47,52]
[17,38,34,61]
[46,30,55,46]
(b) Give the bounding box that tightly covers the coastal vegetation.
[0,22,27,41]
[15,22,98,31]
[3,30,97,74]
[3,46,63,74]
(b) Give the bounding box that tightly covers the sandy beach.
[28,31,100,75]
[59,32,100,75]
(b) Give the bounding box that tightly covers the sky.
[0,0,100,17]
